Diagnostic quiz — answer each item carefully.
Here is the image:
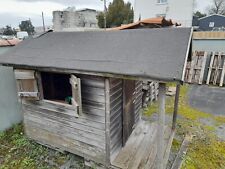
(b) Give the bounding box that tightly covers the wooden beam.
[172,84,180,130]
[188,51,196,83]
[220,59,225,87]
[198,52,207,84]
[156,83,166,169]
[213,52,221,85]
[206,52,215,85]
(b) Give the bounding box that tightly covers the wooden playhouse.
[0,28,192,169]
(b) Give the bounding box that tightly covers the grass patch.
[182,132,225,169]
[214,115,225,125]
[144,85,211,121]
[0,123,79,169]
[144,84,225,169]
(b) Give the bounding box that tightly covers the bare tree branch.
[207,0,225,15]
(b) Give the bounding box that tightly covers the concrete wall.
[53,9,99,32]
[134,0,194,27]
[0,48,22,131]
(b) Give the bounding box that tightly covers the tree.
[97,0,134,28]
[207,0,225,15]
[3,25,16,36]
[194,11,207,18]
[19,20,35,35]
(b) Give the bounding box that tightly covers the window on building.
[14,70,82,116]
[41,72,72,104]
[14,69,39,100]
[40,72,82,115]
[209,22,215,28]
[157,0,168,4]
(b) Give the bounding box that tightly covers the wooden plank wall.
[185,51,225,86]
[109,79,143,162]
[23,75,107,164]
[109,78,123,161]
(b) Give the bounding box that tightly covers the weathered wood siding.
[109,79,143,162]
[109,78,123,161]
[23,75,107,164]
[134,81,142,124]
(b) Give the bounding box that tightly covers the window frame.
[15,69,82,117]
[39,72,82,117]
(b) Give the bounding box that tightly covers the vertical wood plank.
[172,84,180,130]
[198,52,207,84]
[70,75,82,114]
[105,78,111,167]
[220,59,225,87]
[157,83,166,169]
[213,53,221,85]
[206,52,215,85]
[188,51,196,83]
[35,72,44,100]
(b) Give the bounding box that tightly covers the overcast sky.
[0,0,212,27]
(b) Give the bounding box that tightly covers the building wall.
[193,39,225,53]
[198,15,225,31]
[134,0,194,27]
[0,48,22,131]
[53,9,99,32]
[192,32,225,52]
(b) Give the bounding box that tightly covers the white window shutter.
[70,75,82,115]
[14,69,39,100]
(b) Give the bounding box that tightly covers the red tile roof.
[108,17,180,31]
[0,39,21,47]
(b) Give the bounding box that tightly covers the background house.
[53,8,99,32]
[134,0,194,27]
[197,14,225,31]
[192,31,225,52]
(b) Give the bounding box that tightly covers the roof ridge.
[34,29,53,39]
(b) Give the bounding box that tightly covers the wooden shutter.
[14,69,39,100]
[70,75,82,116]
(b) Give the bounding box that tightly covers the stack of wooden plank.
[142,81,159,108]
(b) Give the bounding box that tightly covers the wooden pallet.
[185,51,207,84]
[185,51,225,87]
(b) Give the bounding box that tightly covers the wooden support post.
[157,83,166,169]
[172,84,180,130]
[105,78,111,167]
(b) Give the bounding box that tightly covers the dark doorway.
[122,79,136,145]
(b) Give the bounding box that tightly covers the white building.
[134,0,194,27]
[53,8,100,32]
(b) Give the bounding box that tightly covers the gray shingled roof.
[0,28,192,82]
